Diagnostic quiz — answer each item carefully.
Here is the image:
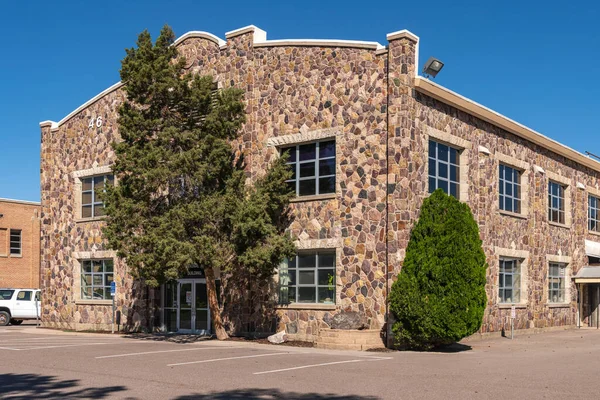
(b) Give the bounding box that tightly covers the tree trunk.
[205,266,229,340]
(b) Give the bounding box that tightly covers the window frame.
[498,258,522,304]
[548,180,566,225]
[80,259,114,301]
[81,174,114,219]
[281,140,336,198]
[499,164,522,214]
[428,139,461,198]
[9,229,21,256]
[547,262,567,304]
[279,251,336,305]
[589,194,600,233]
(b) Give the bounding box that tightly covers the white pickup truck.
[0,288,41,326]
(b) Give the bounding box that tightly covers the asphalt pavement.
[0,325,598,399]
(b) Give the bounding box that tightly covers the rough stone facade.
[0,199,40,288]
[40,25,600,339]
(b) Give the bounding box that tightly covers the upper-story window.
[82,175,114,218]
[499,164,521,213]
[9,229,21,256]
[548,181,566,224]
[428,140,460,198]
[282,140,335,197]
[589,195,600,232]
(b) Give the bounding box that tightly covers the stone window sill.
[290,193,336,203]
[588,230,600,238]
[75,300,113,306]
[498,303,527,309]
[277,303,336,310]
[9,254,23,258]
[499,210,528,220]
[549,222,571,229]
[75,216,107,224]
[546,303,570,308]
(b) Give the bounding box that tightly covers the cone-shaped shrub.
[389,189,487,350]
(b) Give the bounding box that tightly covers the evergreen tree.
[102,26,296,339]
[389,189,487,350]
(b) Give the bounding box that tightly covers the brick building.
[0,198,41,289]
[39,25,600,341]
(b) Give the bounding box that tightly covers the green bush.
[389,189,487,350]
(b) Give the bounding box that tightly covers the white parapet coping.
[254,38,385,51]
[173,31,225,47]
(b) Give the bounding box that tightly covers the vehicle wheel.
[10,319,23,325]
[0,311,9,326]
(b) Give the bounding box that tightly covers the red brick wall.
[0,200,40,288]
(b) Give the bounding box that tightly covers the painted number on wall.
[88,117,103,129]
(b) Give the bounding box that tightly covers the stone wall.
[40,26,600,338]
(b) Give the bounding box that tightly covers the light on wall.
[423,57,444,78]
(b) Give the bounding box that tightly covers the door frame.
[162,279,211,334]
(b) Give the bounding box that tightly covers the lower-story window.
[548,262,567,303]
[81,259,114,300]
[499,258,521,303]
[279,251,336,304]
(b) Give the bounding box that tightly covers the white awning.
[586,240,600,258]
[574,266,600,283]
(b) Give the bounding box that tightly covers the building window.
[499,164,521,213]
[548,181,566,224]
[499,258,521,303]
[428,140,460,198]
[589,195,600,232]
[9,229,21,256]
[279,251,336,304]
[281,140,335,197]
[82,175,114,218]
[548,262,566,303]
[81,259,114,300]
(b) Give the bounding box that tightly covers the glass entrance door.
[195,281,210,334]
[178,281,193,332]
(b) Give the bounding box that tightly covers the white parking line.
[254,356,392,375]
[167,352,289,367]
[96,346,225,359]
[0,342,108,351]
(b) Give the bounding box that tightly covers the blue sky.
[1,0,598,202]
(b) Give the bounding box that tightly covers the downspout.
[384,48,390,346]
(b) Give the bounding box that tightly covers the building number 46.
[88,117,103,129]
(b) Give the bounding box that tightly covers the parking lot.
[2,325,600,399]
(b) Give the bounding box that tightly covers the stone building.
[39,25,600,341]
[0,198,41,289]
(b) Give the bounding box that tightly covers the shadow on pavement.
[430,343,472,353]
[175,388,379,399]
[0,373,127,399]
[123,332,215,343]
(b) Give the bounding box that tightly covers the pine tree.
[389,189,488,350]
[102,26,296,339]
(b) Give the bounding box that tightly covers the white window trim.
[72,165,114,222]
[425,126,471,202]
[587,186,600,236]
[72,250,117,305]
[495,247,529,307]
[545,170,572,228]
[495,153,530,218]
[545,254,572,306]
